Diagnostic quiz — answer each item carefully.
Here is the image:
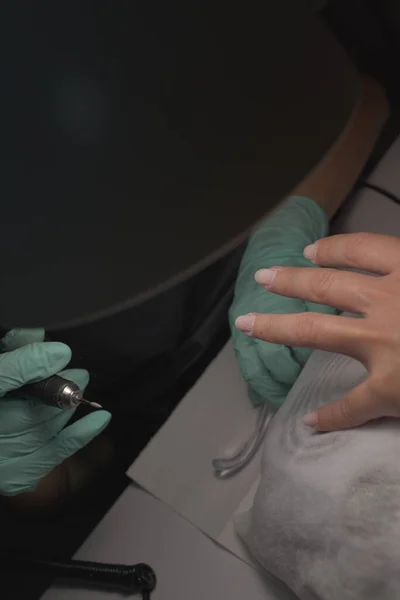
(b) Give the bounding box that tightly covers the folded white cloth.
[237,347,400,600]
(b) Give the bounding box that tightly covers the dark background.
[3,1,400,599]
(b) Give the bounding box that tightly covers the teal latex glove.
[230,196,338,409]
[0,329,111,496]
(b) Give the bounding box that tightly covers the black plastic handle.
[0,548,156,596]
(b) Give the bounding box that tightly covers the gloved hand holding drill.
[0,328,111,497]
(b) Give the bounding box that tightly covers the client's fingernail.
[235,314,256,336]
[303,412,318,427]
[255,268,278,289]
[304,242,319,263]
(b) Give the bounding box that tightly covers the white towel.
[237,347,400,599]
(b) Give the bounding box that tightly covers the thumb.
[303,381,380,432]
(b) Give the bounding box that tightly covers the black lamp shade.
[2,1,358,327]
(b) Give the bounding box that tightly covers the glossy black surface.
[2,1,357,327]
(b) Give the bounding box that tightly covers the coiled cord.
[361,181,400,205]
[212,403,272,478]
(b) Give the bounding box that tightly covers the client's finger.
[235,313,367,358]
[255,266,375,313]
[302,380,379,431]
[304,233,400,275]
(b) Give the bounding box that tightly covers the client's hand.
[235,232,400,432]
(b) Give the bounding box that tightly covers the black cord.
[361,182,400,206]
[0,548,156,598]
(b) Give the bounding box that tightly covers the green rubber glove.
[0,328,111,496]
[230,196,337,409]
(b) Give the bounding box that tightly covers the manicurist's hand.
[0,328,111,496]
[236,232,400,432]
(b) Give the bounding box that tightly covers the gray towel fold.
[237,347,400,600]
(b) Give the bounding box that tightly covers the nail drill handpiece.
[18,374,102,410]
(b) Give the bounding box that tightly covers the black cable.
[361,182,400,206]
[0,548,156,599]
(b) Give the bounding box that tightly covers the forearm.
[293,75,389,218]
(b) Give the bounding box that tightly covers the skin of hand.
[292,75,389,218]
[235,232,400,432]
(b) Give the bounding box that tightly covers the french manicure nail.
[303,412,318,427]
[303,242,319,263]
[235,314,256,336]
[255,268,278,288]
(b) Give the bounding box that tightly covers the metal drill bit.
[81,398,103,409]
[15,376,105,410]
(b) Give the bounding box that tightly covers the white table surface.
[41,483,294,600]
[41,338,295,600]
